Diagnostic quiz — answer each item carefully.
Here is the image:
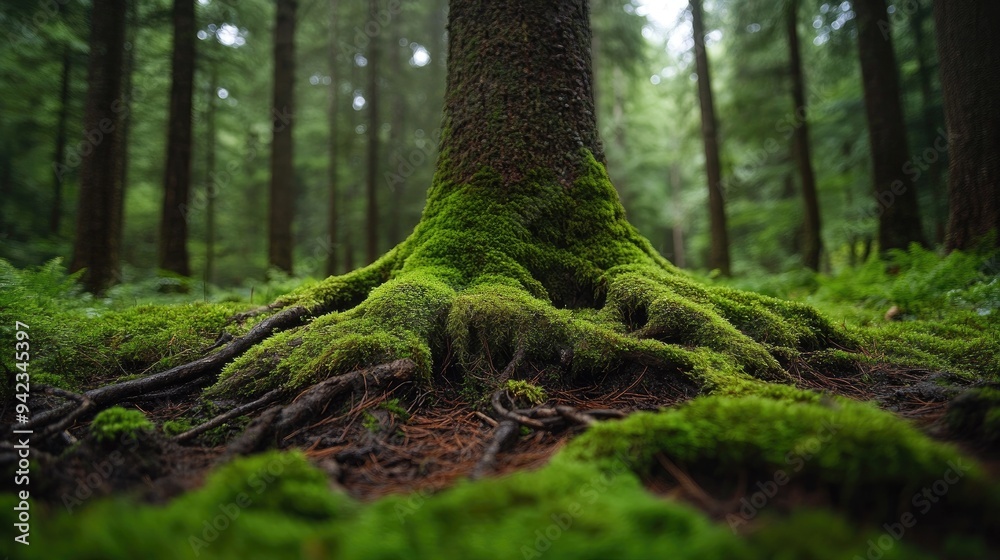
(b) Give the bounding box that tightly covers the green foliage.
[162,419,194,437]
[504,380,547,405]
[89,406,154,443]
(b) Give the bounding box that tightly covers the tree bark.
[50,48,72,236]
[326,0,341,277]
[159,0,196,277]
[441,0,603,186]
[909,3,946,241]
[934,0,1000,251]
[853,0,926,252]
[365,0,381,264]
[689,0,731,276]
[117,0,137,263]
[70,0,127,293]
[269,0,297,274]
[785,0,821,271]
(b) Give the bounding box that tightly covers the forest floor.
[2,244,999,559]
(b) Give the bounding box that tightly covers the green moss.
[378,398,411,421]
[504,379,547,405]
[162,419,193,437]
[563,394,997,518]
[90,407,154,443]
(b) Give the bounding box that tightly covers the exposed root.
[221,360,417,457]
[172,389,286,443]
[471,387,629,478]
[27,306,309,435]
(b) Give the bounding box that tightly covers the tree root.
[472,387,628,478]
[26,306,309,437]
[221,359,417,457]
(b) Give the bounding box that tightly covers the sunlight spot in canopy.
[197,0,210,5]
[410,44,430,67]
[217,88,229,100]
[355,124,367,134]
[354,53,368,67]
[353,92,366,111]
[215,23,246,47]
[650,74,661,85]
[747,23,761,33]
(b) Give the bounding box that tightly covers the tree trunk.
[70,0,127,293]
[934,0,1000,251]
[205,70,218,286]
[159,0,196,277]
[442,0,603,186]
[909,3,946,242]
[689,0,731,276]
[365,0,381,264]
[326,0,341,277]
[50,48,72,236]
[117,0,137,263]
[785,0,821,271]
[853,0,926,252]
[269,0,297,274]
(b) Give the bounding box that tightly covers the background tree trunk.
[50,48,72,236]
[853,0,926,252]
[786,0,821,271]
[269,0,297,274]
[205,70,218,286]
[159,0,196,277]
[388,20,405,247]
[910,3,946,242]
[70,0,127,293]
[689,0,731,276]
[326,0,341,276]
[365,0,381,264]
[934,0,1000,251]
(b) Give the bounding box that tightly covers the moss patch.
[90,407,154,443]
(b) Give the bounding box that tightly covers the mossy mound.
[12,396,991,559]
[89,407,154,443]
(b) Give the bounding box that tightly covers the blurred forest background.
[0,0,977,296]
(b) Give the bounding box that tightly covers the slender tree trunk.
[689,0,731,276]
[71,0,127,293]
[934,0,1000,251]
[117,0,137,263]
[205,70,218,285]
[910,3,946,241]
[786,0,821,270]
[365,0,381,264]
[269,0,297,273]
[50,48,72,236]
[853,0,926,252]
[159,0,195,277]
[326,0,341,276]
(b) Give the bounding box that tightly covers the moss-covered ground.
[2,158,999,558]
